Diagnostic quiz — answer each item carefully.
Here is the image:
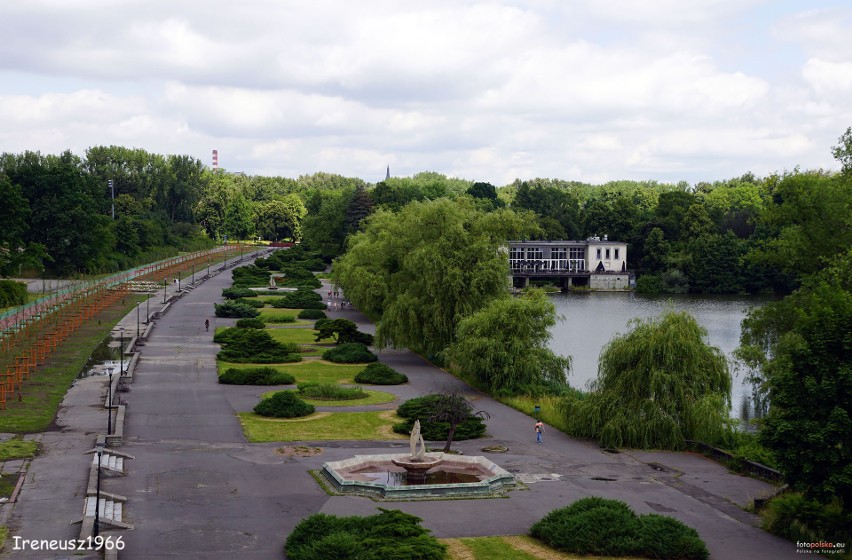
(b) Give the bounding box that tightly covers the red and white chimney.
[212,149,219,171]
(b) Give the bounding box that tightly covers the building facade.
[507,237,630,290]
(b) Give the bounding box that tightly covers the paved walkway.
[4,265,802,559]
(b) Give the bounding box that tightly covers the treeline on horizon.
[2,131,851,297]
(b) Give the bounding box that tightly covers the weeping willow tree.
[563,310,732,450]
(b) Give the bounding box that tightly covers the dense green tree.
[333,199,539,355]
[685,232,746,294]
[426,390,491,452]
[222,192,254,240]
[343,183,373,234]
[738,250,852,508]
[254,196,306,241]
[654,190,695,240]
[562,311,732,449]
[0,173,43,277]
[514,180,581,238]
[301,189,351,258]
[445,289,571,394]
[831,126,852,174]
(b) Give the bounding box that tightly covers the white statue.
[410,420,426,460]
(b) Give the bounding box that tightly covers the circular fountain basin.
[321,453,515,498]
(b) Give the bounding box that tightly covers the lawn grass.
[443,536,645,560]
[260,389,397,407]
[238,409,405,442]
[0,295,144,433]
[497,395,571,435]
[0,525,7,552]
[0,474,19,499]
[217,360,365,384]
[298,347,326,357]
[266,327,328,346]
[0,437,39,461]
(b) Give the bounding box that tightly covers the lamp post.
[207,259,210,278]
[163,279,167,304]
[192,263,195,285]
[119,328,125,377]
[94,445,103,538]
[146,295,150,324]
[534,404,541,421]
[178,275,181,291]
[107,367,114,436]
[136,302,141,338]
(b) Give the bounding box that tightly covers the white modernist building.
[507,237,631,291]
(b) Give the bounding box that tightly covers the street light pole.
[94,446,103,538]
[192,263,195,285]
[146,295,150,323]
[163,279,167,304]
[136,302,140,338]
[119,328,125,377]
[107,367,114,436]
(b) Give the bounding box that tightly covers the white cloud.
[0,1,850,184]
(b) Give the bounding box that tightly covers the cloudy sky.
[1,0,851,185]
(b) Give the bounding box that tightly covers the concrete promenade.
[3,262,802,559]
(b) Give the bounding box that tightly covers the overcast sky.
[1,1,851,185]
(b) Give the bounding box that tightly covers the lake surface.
[547,291,774,421]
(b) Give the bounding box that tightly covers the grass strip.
[218,360,364,384]
[266,327,327,346]
[0,295,144,433]
[0,437,39,460]
[260,389,397,407]
[238,409,405,442]
[497,395,571,435]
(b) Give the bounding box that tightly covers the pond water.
[547,291,774,421]
[351,466,483,486]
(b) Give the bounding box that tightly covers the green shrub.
[298,383,367,401]
[276,266,322,288]
[234,298,265,308]
[285,509,445,560]
[235,318,266,329]
[762,493,851,547]
[393,395,486,441]
[270,290,326,309]
[219,367,295,385]
[314,318,374,346]
[232,264,271,287]
[530,497,709,560]
[355,363,408,385]
[261,313,296,324]
[298,309,327,320]
[222,287,257,299]
[214,301,260,318]
[0,280,27,307]
[254,391,314,418]
[323,343,377,364]
[635,514,709,560]
[313,318,331,330]
[215,328,301,363]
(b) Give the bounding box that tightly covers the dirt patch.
[375,410,406,439]
[442,539,476,560]
[501,536,571,560]
[275,446,322,457]
[254,412,332,423]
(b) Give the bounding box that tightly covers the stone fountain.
[320,420,515,498]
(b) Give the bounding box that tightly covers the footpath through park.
[4,260,802,559]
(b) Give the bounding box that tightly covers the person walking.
[535,420,544,444]
[205,319,210,332]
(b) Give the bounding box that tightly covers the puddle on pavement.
[77,334,127,378]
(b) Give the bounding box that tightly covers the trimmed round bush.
[298,309,327,320]
[354,362,408,385]
[285,510,445,560]
[323,343,377,364]
[215,327,301,363]
[222,287,257,300]
[313,318,331,330]
[635,514,709,560]
[235,318,266,329]
[219,367,295,385]
[393,394,486,441]
[234,297,265,308]
[254,391,314,418]
[214,301,260,318]
[530,497,709,560]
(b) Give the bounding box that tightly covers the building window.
[605,248,611,260]
[528,248,543,260]
[615,248,620,260]
[596,248,601,260]
[569,248,584,259]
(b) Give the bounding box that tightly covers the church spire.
[386,165,390,180]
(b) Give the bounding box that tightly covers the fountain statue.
[268,276,278,290]
[392,419,443,480]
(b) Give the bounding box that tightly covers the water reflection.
[354,468,482,486]
[546,291,774,421]
[77,335,127,378]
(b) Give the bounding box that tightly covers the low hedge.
[354,363,408,385]
[297,309,326,320]
[214,301,260,318]
[222,287,257,300]
[234,298,265,308]
[530,497,708,560]
[235,318,266,329]
[215,328,301,363]
[232,265,271,287]
[254,391,315,418]
[393,394,486,441]
[261,313,296,324]
[270,290,326,310]
[323,343,377,364]
[219,367,295,385]
[285,509,445,560]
